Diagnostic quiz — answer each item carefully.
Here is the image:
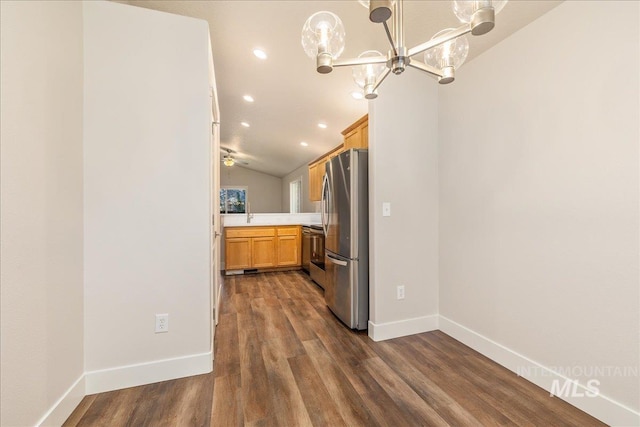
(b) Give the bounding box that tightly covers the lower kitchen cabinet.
[252,237,277,268]
[225,225,301,272]
[276,227,301,267]
[224,237,251,270]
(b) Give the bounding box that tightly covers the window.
[289,178,301,213]
[220,187,247,214]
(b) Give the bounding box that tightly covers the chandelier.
[301,0,508,99]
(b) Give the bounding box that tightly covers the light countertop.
[222,212,321,228]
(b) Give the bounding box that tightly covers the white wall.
[221,165,283,212]
[438,1,639,423]
[281,162,320,213]
[0,1,85,425]
[368,69,440,340]
[83,1,212,392]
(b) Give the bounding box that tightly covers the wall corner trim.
[36,374,85,427]
[439,315,640,426]
[85,351,213,395]
[368,315,439,342]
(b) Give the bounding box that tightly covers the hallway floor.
[64,271,604,426]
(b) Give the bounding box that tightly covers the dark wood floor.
[65,271,605,426]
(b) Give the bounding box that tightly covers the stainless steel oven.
[302,226,311,273]
[309,225,325,289]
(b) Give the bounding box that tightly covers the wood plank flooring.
[64,271,606,426]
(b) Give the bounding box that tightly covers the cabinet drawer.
[226,227,275,238]
[277,226,300,236]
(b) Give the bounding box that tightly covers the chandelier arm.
[382,21,398,57]
[394,0,404,50]
[407,60,444,78]
[333,56,388,68]
[407,24,471,58]
[373,67,392,91]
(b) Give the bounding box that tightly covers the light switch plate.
[382,202,391,217]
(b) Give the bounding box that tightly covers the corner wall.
[368,69,440,340]
[0,1,85,425]
[438,1,639,424]
[83,1,212,392]
[221,166,283,213]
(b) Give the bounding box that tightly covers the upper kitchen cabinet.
[308,114,369,202]
[342,114,368,150]
[308,144,344,202]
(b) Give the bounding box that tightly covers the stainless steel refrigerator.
[321,148,368,330]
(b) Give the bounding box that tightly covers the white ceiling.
[124,0,562,177]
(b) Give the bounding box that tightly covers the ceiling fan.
[221,147,249,167]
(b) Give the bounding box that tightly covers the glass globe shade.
[352,50,386,89]
[453,0,508,24]
[301,11,346,59]
[424,29,469,69]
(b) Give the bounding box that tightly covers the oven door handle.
[326,254,348,267]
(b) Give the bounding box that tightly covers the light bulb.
[352,50,386,99]
[424,29,469,84]
[453,0,508,23]
[301,11,346,60]
[424,29,469,69]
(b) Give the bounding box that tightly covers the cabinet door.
[343,127,361,149]
[309,163,320,202]
[360,122,368,148]
[277,235,300,266]
[225,238,251,270]
[252,237,276,268]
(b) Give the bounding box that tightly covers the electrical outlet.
[397,285,405,300]
[155,313,169,333]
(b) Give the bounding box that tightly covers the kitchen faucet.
[246,201,253,223]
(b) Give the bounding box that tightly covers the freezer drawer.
[324,251,368,330]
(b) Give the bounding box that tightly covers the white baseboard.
[36,374,85,427]
[85,351,213,395]
[368,314,439,342]
[439,315,640,427]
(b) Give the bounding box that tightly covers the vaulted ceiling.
[124,0,562,177]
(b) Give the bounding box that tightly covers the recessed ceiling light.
[240,122,250,128]
[253,49,267,60]
[300,142,309,147]
[243,95,254,103]
[351,91,364,100]
[318,123,328,129]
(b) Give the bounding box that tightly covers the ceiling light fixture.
[253,48,267,60]
[243,95,254,103]
[318,123,328,129]
[240,121,250,127]
[302,0,508,99]
[300,141,309,147]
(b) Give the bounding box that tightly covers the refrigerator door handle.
[321,173,330,237]
[326,253,348,267]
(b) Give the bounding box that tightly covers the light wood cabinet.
[308,144,343,202]
[225,237,251,270]
[225,226,301,272]
[252,237,276,268]
[276,227,301,266]
[307,115,368,202]
[308,162,322,202]
[342,114,368,150]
